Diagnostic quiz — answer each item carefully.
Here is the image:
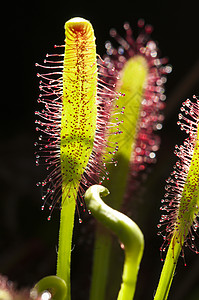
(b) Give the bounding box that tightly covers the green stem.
[56,198,76,300]
[89,228,112,300]
[154,236,182,300]
[85,185,144,300]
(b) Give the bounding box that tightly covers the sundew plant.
[0,17,198,300]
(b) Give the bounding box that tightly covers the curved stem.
[33,275,67,300]
[85,185,144,300]
[154,236,182,300]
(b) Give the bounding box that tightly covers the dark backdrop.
[1,1,199,299]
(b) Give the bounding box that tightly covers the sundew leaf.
[101,20,170,210]
[158,96,199,255]
[103,55,148,209]
[155,96,199,300]
[60,18,98,209]
[35,19,121,219]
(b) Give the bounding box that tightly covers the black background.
[1,1,199,299]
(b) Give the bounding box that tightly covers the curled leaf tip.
[32,275,67,300]
[65,17,91,31]
[85,184,110,201]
